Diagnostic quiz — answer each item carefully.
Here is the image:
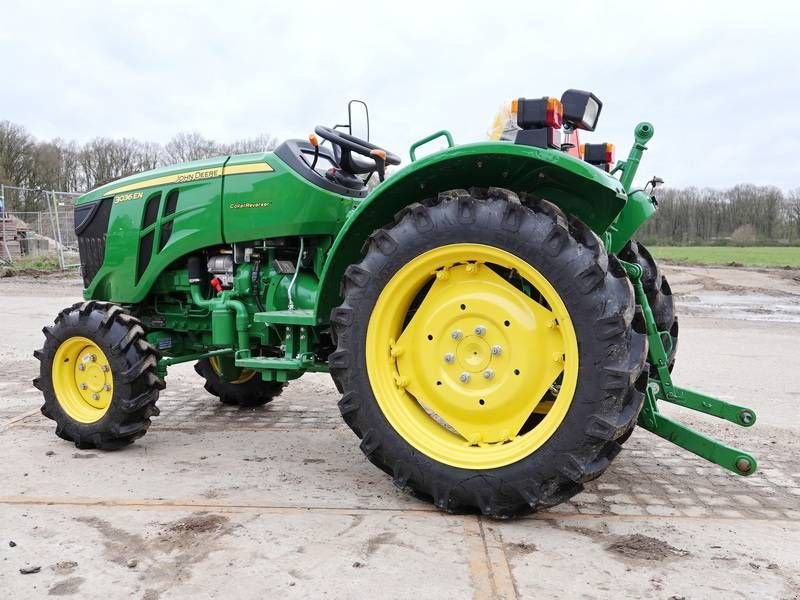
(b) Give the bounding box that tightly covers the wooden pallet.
[1,239,21,259]
[1,217,29,258]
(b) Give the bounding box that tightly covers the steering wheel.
[314,125,401,179]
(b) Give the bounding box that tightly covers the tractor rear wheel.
[330,193,647,517]
[195,357,285,407]
[619,239,679,374]
[34,301,164,449]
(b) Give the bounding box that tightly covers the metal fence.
[0,184,81,269]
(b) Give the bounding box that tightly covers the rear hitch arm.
[621,260,758,476]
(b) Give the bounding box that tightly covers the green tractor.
[34,92,758,517]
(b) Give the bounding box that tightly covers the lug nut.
[444,353,455,364]
[101,365,110,372]
[92,393,100,401]
[459,372,471,383]
[89,354,97,362]
[483,369,495,380]
[451,330,463,341]
[474,325,486,337]
[491,345,502,356]
[78,364,86,371]
[79,383,88,390]
[104,384,112,391]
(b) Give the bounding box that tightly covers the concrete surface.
[1,267,799,599]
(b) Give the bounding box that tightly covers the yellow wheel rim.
[52,336,113,423]
[366,244,579,470]
[209,355,256,385]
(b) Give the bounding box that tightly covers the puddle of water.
[676,292,800,323]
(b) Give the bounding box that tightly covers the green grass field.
[649,246,800,268]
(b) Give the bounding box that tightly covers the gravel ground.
[1,266,799,599]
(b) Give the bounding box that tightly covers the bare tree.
[164,132,218,164]
[0,120,34,186]
[221,134,278,155]
[80,138,163,189]
[787,189,800,242]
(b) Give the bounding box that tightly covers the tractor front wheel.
[331,193,647,517]
[34,301,164,449]
[195,357,285,407]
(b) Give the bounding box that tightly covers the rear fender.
[314,141,628,321]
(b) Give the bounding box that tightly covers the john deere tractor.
[35,93,758,517]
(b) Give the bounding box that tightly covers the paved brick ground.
[8,368,799,522]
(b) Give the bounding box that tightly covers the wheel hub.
[455,335,491,372]
[74,348,112,409]
[393,261,568,445]
[52,336,113,423]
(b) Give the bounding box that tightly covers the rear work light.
[514,97,563,149]
[516,97,563,129]
[561,89,602,132]
[581,143,615,171]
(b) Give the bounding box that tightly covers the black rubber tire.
[34,301,164,450]
[330,191,648,518]
[194,358,285,407]
[618,239,679,374]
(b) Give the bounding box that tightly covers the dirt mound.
[606,534,689,561]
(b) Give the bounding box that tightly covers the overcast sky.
[1,1,798,189]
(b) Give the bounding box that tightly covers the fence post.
[0,183,11,262]
[51,190,66,270]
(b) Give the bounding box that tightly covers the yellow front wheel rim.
[52,336,113,423]
[209,355,257,385]
[366,244,579,470]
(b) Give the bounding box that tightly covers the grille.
[74,198,112,287]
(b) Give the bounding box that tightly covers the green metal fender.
[313,141,629,322]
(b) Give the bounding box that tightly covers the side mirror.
[347,99,370,141]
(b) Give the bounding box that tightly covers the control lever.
[308,133,320,170]
[370,148,387,182]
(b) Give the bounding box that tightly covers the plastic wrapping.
[487,101,520,141]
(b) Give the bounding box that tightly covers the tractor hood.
[77,155,233,206]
